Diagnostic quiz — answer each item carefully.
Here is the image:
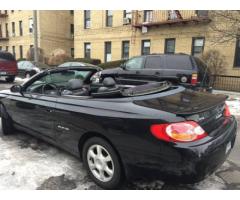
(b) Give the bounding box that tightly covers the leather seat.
[97,77,118,93]
[61,79,89,96]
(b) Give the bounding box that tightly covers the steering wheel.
[42,83,58,94]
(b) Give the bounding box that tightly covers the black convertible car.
[0,66,237,189]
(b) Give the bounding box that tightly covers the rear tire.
[5,76,15,83]
[82,137,123,189]
[0,106,14,135]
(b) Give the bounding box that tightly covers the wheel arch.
[78,131,126,178]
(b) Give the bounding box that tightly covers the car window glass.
[25,61,34,68]
[25,70,92,94]
[165,55,193,70]
[17,61,25,69]
[125,57,144,70]
[145,56,162,69]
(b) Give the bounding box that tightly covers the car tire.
[82,137,123,189]
[5,76,15,83]
[0,105,14,135]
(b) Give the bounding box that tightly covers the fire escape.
[131,10,211,44]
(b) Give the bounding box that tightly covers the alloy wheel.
[87,144,114,182]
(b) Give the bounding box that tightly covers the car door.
[5,73,57,140]
[139,56,165,82]
[117,57,145,84]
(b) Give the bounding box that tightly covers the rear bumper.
[122,116,237,183]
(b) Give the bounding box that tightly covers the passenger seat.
[61,79,89,96]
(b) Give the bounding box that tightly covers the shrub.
[17,58,26,62]
[99,59,126,69]
[47,49,72,66]
[73,58,101,65]
[201,50,226,75]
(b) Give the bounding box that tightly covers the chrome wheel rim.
[87,144,114,182]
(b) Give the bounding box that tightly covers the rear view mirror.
[10,85,23,94]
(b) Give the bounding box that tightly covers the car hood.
[133,89,227,115]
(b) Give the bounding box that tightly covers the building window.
[11,10,14,13]
[84,10,91,29]
[234,38,240,67]
[165,38,176,54]
[123,10,132,19]
[195,10,208,17]
[141,40,151,55]
[12,46,15,58]
[70,24,74,38]
[0,46,2,51]
[191,37,205,56]
[70,10,74,15]
[84,43,91,59]
[106,10,113,27]
[144,10,153,22]
[19,45,23,58]
[122,41,130,59]
[104,42,112,62]
[4,10,7,14]
[12,22,15,36]
[71,48,74,58]
[29,18,33,33]
[19,21,23,36]
[5,23,8,37]
[6,46,8,51]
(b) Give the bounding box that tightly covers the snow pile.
[226,98,240,116]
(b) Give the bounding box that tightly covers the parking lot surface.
[0,79,239,189]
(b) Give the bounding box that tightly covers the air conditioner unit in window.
[123,18,131,25]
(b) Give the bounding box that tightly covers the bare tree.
[201,49,226,75]
[210,11,240,43]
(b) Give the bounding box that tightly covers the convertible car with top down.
[0,66,237,189]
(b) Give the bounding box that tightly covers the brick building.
[74,10,240,77]
[0,10,74,60]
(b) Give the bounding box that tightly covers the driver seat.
[61,79,89,96]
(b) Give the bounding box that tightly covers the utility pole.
[33,10,39,62]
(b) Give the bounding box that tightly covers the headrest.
[67,79,84,90]
[102,77,116,87]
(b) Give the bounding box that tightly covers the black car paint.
[0,67,237,183]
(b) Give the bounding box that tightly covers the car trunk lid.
[133,89,227,135]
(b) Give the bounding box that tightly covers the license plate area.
[0,72,7,75]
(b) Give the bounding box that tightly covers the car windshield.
[58,62,95,67]
[33,62,50,69]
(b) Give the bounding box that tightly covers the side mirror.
[10,85,23,94]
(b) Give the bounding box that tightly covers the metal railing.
[211,75,240,92]
[132,10,209,26]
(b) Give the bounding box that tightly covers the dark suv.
[0,51,18,82]
[96,54,212,91]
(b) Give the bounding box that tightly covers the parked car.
[17,61,50,78]
[95,54,212,91]
[58,61,97,68]
[0,66,237,189]
[0,51,18,83]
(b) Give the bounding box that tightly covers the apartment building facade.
[74,10,240,77]
[0,10,74,60]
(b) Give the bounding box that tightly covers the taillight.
[224,103,231,117]
[150,121,207,143]
[191,73,198,85]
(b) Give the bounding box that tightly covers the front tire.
[82,137,123,189]
[0,106,14,135]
